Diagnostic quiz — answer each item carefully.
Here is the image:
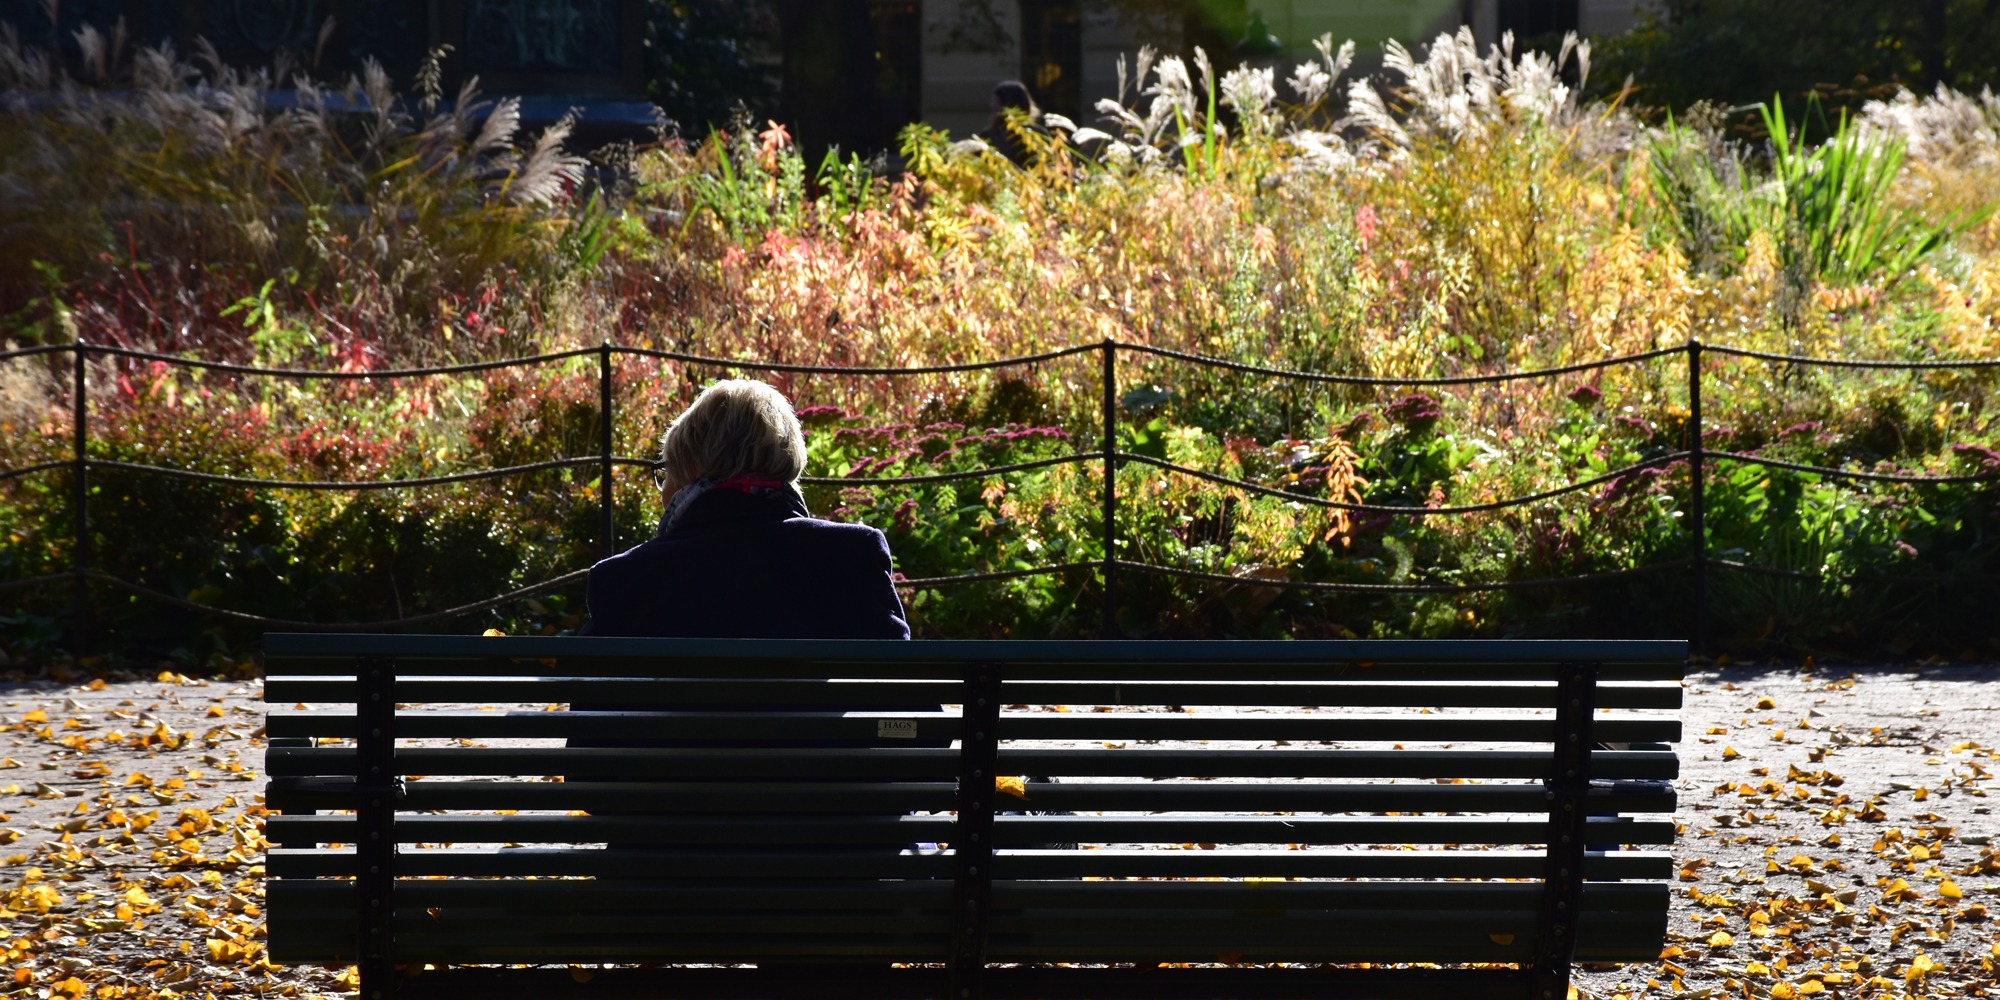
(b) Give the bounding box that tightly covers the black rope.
[897,561,1100,589]
[0,571,76,593]
[1113,557,1696,594]
[1119,343,1692,386]
[87,457,601,490]
[1709,558,2000,584]
[29,341,2000,383]
[84,344,601,379]
[1118,451,1694,515]
[82,569,590,630]
[0,460,70,483]
[1705,345,2000,371]
[800,453,1096,487]
[1711,452,2000,485]
[614,342,1101,375]
[0,343,75,362]
[607,453,1100,487]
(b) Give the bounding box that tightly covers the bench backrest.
[264,636,1684,971]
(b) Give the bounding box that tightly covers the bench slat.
[266,778,1673,815]
[265,709,1680,744]
[264,656,1684,681]
[263,634,1687,669]
[265,813,1674,847]
[265,746,1678,780]
[267,847,1672,881]
[270,884,1672,968]
[263,677,1684,710]
[275,913,1662,957]
[283,877,1658,909]
[325,965,1536,1000]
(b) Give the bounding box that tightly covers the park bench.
[262,634,1686,1000]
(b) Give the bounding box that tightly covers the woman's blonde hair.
[656,379,807,486]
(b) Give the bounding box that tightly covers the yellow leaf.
[995,775,1027,800]
[482,628,507,637]
[1489,933,1515,946]
[21,710,46,725]
[1906,953,1936,981]
[1797,982,1825,995]
[1939,880,1963,900]
[569,967,594,983]
[1707,931,1733,947]
[1721,747,1742,761]
[1770,983,1796,999]
[1755,696,1776,709]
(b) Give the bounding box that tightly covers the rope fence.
[2,338,1997,652]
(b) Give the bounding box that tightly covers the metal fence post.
[71,340,89,659]
[1686,339,1707,657]
[598,341,615,563]
[1100,339,1118,638]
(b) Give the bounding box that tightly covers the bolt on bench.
[263,635,1686,1000]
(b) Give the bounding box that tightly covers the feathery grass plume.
[1346,27,1595,151]
[1146,53,1197,143]
[1220,64,1278,140]
[0,22,55,88]
[1287,34,1354,110]
[1858,84,2000,170]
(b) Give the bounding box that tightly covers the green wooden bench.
[262,635,1686,1000]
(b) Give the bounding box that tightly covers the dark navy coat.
[581,487,909,640]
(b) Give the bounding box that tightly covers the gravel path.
[0,663,1993,999]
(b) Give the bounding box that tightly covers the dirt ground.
[0,662,1994,999]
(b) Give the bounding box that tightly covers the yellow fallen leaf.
[1797,982,1825,995]
[995,776,1027,800]
[1939,880,1963,900]
[1708,931,1733,947]
[1755,696,1776,709]
[1721,747,1742,761]
[1489,933,1515,946]
[1905,953,1936,981]
[21,710,46,725]
[1770,983,1796,999]
[483,628,507,637]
